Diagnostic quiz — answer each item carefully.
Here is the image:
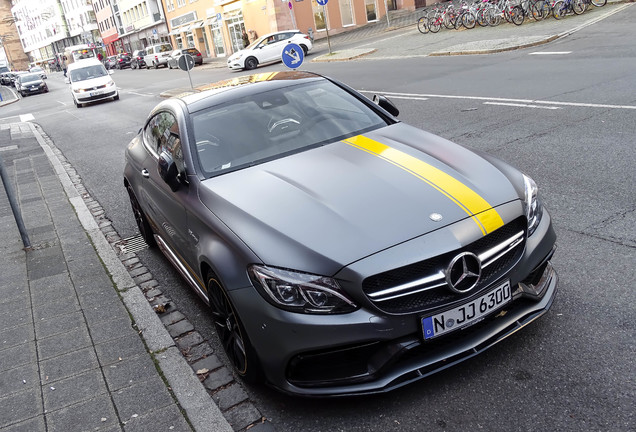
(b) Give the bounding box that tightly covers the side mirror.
[373,94,400,117]
[158,151,181,192]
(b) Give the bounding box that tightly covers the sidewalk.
[0,123,232,431]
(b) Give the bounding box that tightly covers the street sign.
[178,54,195,71]
[316,0,328,5]
[281,43,304,69]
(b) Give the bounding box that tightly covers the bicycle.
[552,0,586,19]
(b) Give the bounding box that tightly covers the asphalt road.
[1,8,634,431]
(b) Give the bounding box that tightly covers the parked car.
[227,30,313,70]
[167,48,204,69]
[124,71,557,396]
[15,72,48,96]
[143,43,173,69]
[105,56,118,70]
[66,58,118,108]
[28,66,47,79]
[131,50,146,69]
[0,71,13,85]
[10,71,27,87]
[115,53,132,69]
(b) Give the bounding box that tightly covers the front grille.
[363,217,526,314]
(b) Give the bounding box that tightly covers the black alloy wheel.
[207,274,262,383]
[244,57,258,70]
[126,185,156,247]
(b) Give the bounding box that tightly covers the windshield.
[21,74,41,83]
[70,65,108,82]
[193,80,388,178]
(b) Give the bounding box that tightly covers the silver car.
[124,72,557,396]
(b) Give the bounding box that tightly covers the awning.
[169,27,183,35]
[181,24,193,32]
[191,20,205,28]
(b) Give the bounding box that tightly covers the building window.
[311,0,327,31]
[340,0,354,26]
[365,0,378,21]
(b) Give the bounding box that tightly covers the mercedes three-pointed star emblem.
[445,252,482,294]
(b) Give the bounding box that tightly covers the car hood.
[198,123,521,275]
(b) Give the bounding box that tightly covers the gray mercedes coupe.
[123,71,557,396]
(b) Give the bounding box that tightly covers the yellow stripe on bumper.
[343,135,504,235]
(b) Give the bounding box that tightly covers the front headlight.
[249,265,357,314]
[523,174,542,236]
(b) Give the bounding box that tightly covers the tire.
[443,12,456,29]
[75,99,82,108]
[591,0,606,6]
[572,0,586,14]
[428,16,441,33]
[244,56,258,70]
[300,44,308,56]
[417,16,430,33]
[530,1,546,20]
[552,0,567,19]
[510,5,525,25]
[206,273,262,383]
[113,94,119,101]
[462,12,477,29]
[126,185,156,247]
[487,7,502,26]
[477,9,489,26]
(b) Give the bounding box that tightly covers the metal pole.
[323,5,332,55]
[0,152,31,249]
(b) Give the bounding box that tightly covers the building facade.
[116,0,169,54]
[160,0,422,60]
[93,0,121,56]
[0,0,30,70]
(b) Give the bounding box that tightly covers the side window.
[144,112,185,172]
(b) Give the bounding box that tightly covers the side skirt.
[154,234,209,305]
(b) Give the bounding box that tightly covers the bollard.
[0,152,31,249]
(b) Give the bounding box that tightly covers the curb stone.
[29,122,271,431]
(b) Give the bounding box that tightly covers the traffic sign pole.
[316,0,332,55]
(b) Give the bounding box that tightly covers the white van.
[66,59,119,108]
[143,43,173,69]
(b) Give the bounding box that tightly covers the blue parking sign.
[316,0,328,5]
[281,43,304,69]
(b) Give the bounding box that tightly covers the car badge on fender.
[445,252,482,294]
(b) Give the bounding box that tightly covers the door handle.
[141,169,150,178]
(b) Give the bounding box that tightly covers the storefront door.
[226,11,245,54]
[210,21,225,57]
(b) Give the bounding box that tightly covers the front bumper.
[233,206,558,396]
[227,59,243,70]
[76,89,117,103]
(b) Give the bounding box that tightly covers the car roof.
[67,59,104,71]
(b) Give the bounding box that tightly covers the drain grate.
[115,234,149,254]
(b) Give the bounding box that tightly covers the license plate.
[422,280,511,340]
[90,91,101,97]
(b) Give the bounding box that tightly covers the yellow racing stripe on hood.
[343,135,504,235]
